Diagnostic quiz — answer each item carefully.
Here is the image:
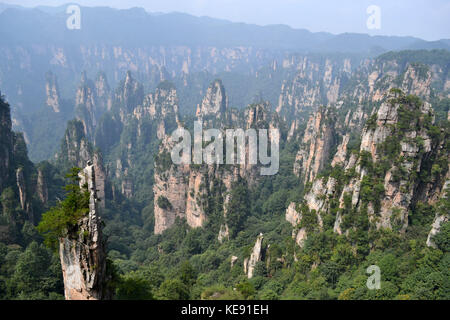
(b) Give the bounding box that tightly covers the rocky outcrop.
[345,60,436,105]
[36,167,48,204]
[427,212,449,248]
[115,71,144,117]
[133,81,180,139]
[427,170,450,248]
[153,88,277,235]
[59,163,109,300]
[45,72,61,113]
[293,107,336,182]
[0,96,35,226]
[276,56,354,132]
[286,202,301,226]
[286,203,308,248]
[153,136,191,234]
[0,94,13,191]
[109,80,180,200]
[15,167,30,219]
[331,134,350,167]
[287,89,446,245]
[75,72,112,139]
[196,79,227,117]
[56,120,106,207]
[153,134,239,234]
[244,233,264,279]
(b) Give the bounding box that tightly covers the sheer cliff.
[0,94,40,242]
[287,89,449,251]
[59,163,110,300]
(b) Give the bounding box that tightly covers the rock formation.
[293,106,336,182]
[276,57,353,125]
[0,95,44,239]
[285,203,308,248]
[196,79,227,119]
[0,94,13,191]
[75,72,112,139]
[45,72,61,113]
[59,162,109,300]
[153,81,278,235]
[115,71,144,117]
[287,88,448,244]
[244,233,264,279]
[427,170,450,248]
[56,120,106,207]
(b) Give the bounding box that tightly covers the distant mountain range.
[0,3,449,53]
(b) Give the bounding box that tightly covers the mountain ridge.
[0,3,448,52]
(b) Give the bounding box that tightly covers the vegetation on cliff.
[37,168,90,250]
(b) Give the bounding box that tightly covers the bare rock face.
[286,203,301,226]
[276,56,353,132]
[59,163,109,300]
[56,120,107,207]
[153,85,273,235]
[153,138,190,234]
[153,139,237,234]
[231,255,238,268]
[196,79,227,118]
[37,168,48,204]
[286,203,308,248]
[133,81,180,139]
[115,71,144,117]
[244,233,264,279]
[15,167,31,219]
[347,62,435,104]
[0,96,35,237]
[294,107,336,182]
[427,175,450,248]
[75,72,112,139]
[427,213,449,248]
[45,72,60,113]
[331,134,350,167]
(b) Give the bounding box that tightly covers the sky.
[1,0,449,41]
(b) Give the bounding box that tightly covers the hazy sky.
[2,0,449,40]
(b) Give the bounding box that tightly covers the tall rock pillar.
[59,162,109,300]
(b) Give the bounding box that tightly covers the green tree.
[8,241,63,299]
[37,168,90,249]
[115,271,154,300]
[158,279,190,300]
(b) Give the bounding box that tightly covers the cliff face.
[59,163,109,300]
[45,72,61,113]
[196,79,228,119]
[153,81,279,235]
[0,95,41,241]
[75,72,112,140]
[276,56,354,137]
[0,94,13,191]
[56,120,106,207]
[427,180,449,248]
[287,89,448,244]
[286,203,308,248]
[244,233,264,279]
[153,134,239,234]
[344,59,442,105]
[115,71,144,118]
[277,57,353,115]
[133,81,180,139]
[110,79,180,198]
[293,107,336,183]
